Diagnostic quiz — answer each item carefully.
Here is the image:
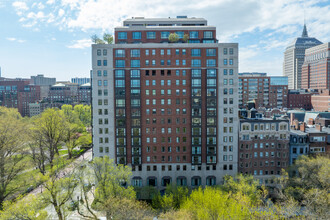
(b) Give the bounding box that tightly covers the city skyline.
[1,0,330,80]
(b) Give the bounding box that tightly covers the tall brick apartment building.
[92,16,239,187]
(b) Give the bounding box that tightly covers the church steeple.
[302,23,308,37]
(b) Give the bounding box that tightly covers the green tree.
[91,156,135,220]
[183,34,189,43]
[28,128,47,175]
[221,174,264,206]
[103,33,113,44]
[77,132,92,150]
[73,104,91,126]
[168,33,179,43]
[91,34,101,44]
[152,185,189,212]
[63,122,83,159]
[277,156,330,218]
[180,187,262,219]
[33,108,65,168]
[0,107,27,209]
[0,194,48,220]
[41,159,77,220]
[61,104,80,124]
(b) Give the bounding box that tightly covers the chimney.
[293,119,299,130]
[300,122,306,132]
[290,113,295,126]
[315,123,322,132]
[308,118,314,126]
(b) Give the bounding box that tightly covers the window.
[132,32,141,39]
[192,69,201,77]
[97,49,101,56]
[176,49,180,55]
[115,49,125,57]
[115,60,125,68]
[229,59,233,65]
[182,60,186,65]
[167,60,171,65]
[145,49,149,56]
[131,60,140,68]
[97,60,101,66]
[206,59,216,67]
[190,31,199,39]
[131,80,140,87]
[207,79,216,87]
[192,79,201,87]
[229,48,234,54]
[176,31,184,38]
[145,60,149,65]
[167,49,171,55]
[115,79,125,87]
[224,59,228,65]
[103,60,107,66]
[161,32,170,39]
[191,49,201,56]
[130,49,140,57]
[176,60,180,66]
[146,32,156,39]
[182,49,186,55]
[206,48,216,56]
[204,31,213,38]
[118,32,127,39]
[152,49,156,55]
[191,59,201,67]
[224,48,228,55]
[229,69,234,75]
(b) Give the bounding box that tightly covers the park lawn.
[59,149,68,157]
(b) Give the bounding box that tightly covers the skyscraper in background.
[283,24,322,89]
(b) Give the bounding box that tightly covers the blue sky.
[1,0,330,81]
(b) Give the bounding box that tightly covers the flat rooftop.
[122,16,208,27]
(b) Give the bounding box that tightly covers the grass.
[59,149,68,157]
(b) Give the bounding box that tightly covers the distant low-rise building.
[71,77,90,85]
[0,78,41,116]
[289,129,309,165]
[287,89,317,110]
[239,109,290,185]
[239,73,288,109]
[78,83,91,105]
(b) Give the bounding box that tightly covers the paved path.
[30,148,92,196]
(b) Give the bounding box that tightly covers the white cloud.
[46,0,55,5]
[6,37,26,43]
[67,38,92,49]
[12,1,29,16]
[37,3,45,10]
[12,1,28,10]
[58,9,65,17]
[11,0,330,75]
